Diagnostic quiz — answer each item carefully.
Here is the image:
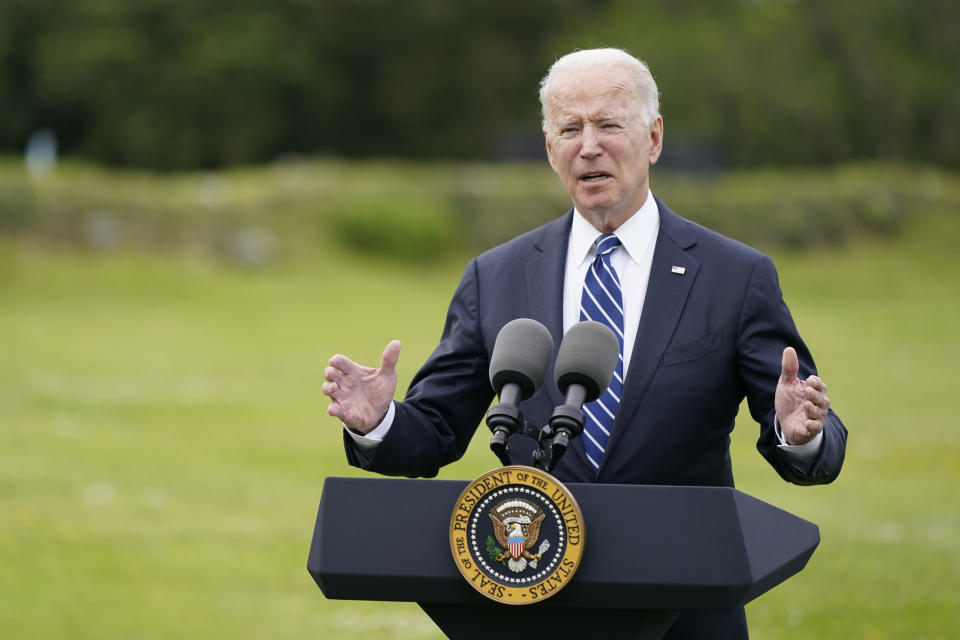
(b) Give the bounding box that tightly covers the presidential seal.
[449,466,584,605]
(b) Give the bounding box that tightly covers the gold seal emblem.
[449,465,585,605]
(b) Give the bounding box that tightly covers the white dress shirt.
[563,190,659,375]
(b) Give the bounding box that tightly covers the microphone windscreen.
[554,321,619,402]
[489,318,555,400]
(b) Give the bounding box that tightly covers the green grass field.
[1,199,958,638]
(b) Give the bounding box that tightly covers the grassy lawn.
[1,202,957,638]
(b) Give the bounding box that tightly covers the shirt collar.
[570,190,660,267]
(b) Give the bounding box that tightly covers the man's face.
[543,65,663,231]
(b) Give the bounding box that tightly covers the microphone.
[486,318,554,465]
[549,321,619,469]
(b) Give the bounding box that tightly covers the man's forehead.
[547,67,638,119]
[549,87,637,123]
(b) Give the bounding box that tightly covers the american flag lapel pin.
[671,265,686,275]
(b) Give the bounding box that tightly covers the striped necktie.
[579,233,624,473]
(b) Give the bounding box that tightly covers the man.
[322,48,846,638]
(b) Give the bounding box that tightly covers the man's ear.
[648,116,664,165]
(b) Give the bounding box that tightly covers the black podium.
[307,477,819,639]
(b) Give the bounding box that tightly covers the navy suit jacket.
[346,197,846,487]
[344,197,847,638]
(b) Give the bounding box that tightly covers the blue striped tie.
[579,233,624,473]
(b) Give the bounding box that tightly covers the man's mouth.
[579,172,612,183]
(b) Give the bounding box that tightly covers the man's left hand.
[775,347,830,445]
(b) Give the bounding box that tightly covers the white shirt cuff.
[343,401,395,451]
[774,414,824,462]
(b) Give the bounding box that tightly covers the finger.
[804,384,831,410]
[804,419,825,436]
[804,400,828,420]
[328,354,359,374]
[324,365,343,383]
[380,340,402,373]
[321,381,338,397]
[780,347,799,383]
[804,375,828,394]
[327,401,343,418]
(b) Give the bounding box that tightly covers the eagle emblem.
[488,499,551,573]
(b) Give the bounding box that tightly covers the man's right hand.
[322,340,402,434]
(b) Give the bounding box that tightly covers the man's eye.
[560,127,579,135]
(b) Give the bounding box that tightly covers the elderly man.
[322,48,846,638]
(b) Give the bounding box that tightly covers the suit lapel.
[600,199,701,468]
[525,212,571,410]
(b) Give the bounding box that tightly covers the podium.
[307,477,819,639]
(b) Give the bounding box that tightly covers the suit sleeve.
[343,259,495,477]
[736,255,848,485]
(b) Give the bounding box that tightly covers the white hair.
[538,48,661,128]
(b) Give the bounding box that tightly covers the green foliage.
[0,174,31,232]
[652,164,943,249]
[330,197,458,262]
[1,0,958,169]
[486,535,505,564]
[0,0,571,169]
[3,159,959,262]
[552,0,960,168]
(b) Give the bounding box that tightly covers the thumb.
[380,340,402,373]
[780,346,799,383]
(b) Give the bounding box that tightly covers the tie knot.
[595,233,621,257]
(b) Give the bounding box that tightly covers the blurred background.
[1,0,957,638]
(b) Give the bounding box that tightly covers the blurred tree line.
[1,0,957,170]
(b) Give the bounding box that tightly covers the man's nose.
[580,126,602,158]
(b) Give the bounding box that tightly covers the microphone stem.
[565,384,587,408]
[499,383,522,407]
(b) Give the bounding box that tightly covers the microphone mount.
[486,383,550,468]
[485,384,523,467]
